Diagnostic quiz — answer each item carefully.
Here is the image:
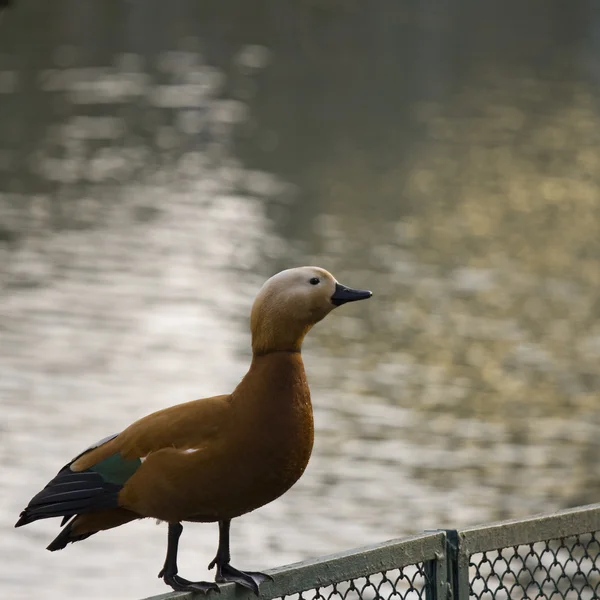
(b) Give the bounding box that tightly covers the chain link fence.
[143,504,600,600]
[456,505,600,600]
[469,533,600,599]
[280,566,431,600]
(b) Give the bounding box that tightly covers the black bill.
[331,282,372,306]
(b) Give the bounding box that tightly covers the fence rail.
[456,504,600,600]
[142,503,600,600]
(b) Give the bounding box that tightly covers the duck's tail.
[46,508,141,551]
[46,519,95,551]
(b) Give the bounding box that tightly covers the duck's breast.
[222,352,315,516]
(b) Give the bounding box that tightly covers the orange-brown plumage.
[71,352,313,526]
[16,266,371,594]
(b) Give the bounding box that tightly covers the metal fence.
[453,504,600,600]
[142,504,600,600]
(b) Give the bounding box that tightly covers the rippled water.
[2,1,600,599]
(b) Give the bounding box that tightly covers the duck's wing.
[15,395,231,529]
[72,395,231,470]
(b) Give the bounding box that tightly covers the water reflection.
[1,1,600,599]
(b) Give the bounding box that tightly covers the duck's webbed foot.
[160,522,220,594]
[210,560,272,595]
[209,519,273,595]
[159,569,220,594]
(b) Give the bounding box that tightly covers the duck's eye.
[309,277,320,285]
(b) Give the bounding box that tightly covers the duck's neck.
[232,351,310,409]
[250,323,311,356]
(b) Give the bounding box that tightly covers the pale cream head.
[250,266,371,355]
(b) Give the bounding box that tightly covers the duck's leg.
[208,519,273,595]
[159,522,220,594]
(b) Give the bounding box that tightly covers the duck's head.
[250,266,372,355]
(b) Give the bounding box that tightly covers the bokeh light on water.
[1,1,600,599]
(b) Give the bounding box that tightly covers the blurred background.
[1,0,600,598]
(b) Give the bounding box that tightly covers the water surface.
[1,1,600,599]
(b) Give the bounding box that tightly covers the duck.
[15,266,372,595]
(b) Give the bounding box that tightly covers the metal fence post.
[423,549,448,600]
[423,530,452,600]
[444,529,469,600]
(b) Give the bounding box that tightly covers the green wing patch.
[89,453,142,486]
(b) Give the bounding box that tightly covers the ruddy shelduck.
[16,266,372,594]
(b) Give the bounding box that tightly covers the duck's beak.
[331,282,373,306]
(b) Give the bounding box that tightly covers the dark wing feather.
[15,433,124,528]
[15,465,122,527]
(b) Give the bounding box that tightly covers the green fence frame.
[142,503,600,600]
[453,503,600,600]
